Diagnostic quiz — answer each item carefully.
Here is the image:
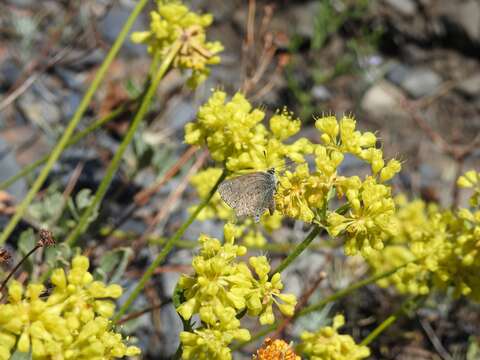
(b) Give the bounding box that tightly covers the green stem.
[297,261,411,317]
[0,0,149,246]
[271,225,321,275]
[0,103,133,191]
[65,43,182,246]
[112,169,227,322]
[360,296,423,346]
[360,313,398,347]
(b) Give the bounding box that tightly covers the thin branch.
[419,317,453,360]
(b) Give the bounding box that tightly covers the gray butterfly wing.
[218,172,276,221]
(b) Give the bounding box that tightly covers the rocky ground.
[1,0,480,359]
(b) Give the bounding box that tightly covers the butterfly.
[218,168,277,223]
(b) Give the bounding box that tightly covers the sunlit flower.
[366,184,480,301]
[297,314,370,360]
[0,256,140,360]
[131,1,223,87]
[176,224,296,357]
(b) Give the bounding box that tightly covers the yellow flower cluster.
[0,256,140,360]
[366,173,480,300]
[253,338,300,360]
[131,1,223,87]
[297,314,370,360]
[326,176,398,256]
[185,91,311,172]
[176,224,297,359]
[275,115,401,255]
[186,92,401,256]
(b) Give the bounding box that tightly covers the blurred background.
[1,0,480,359]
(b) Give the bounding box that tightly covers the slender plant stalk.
[65,43,182,246]
[360,313,399,347]
[113,169,228,322]
[271,225,321,275]
[360,296,423,346]
[0,245,40,292]
[234,259,415,349]
[297,261,414,316]
[0,0,149,246]
[0,103,134,191]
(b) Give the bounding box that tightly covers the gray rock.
[0,137,27,199]
[361,80,408,118]
[400,68,442,98]
[5,0,35,7]
[17,87,62,130]
[156,304,182,355]
[0,59,21,91]
[386,63,411,86]
[160,249,192,296]
[162,97,197,131]
[290,1,321,39]
[99,6,147,57]
[281,251,327,297]
[436,0,480,42]
[384,0,417,16]
[449,0,480,41]
[311,85,332,101]
[191,0,237,22]
[66,48,106,71]
[60,91,82,119]
[456,74,480,98]
[54,67,86,91]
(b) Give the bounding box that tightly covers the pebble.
[99,6,147,57]
[384,0,417,16]
[361,80,408,118]
[311,85,332,101]
[456,73,480,98]
[0,137,27,199]
[399,68,442,98]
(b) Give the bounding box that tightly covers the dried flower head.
[37,229,55,248]
[253,338,300,360]
[0,248,11,263]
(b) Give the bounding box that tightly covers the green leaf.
[18,229,35,256]
[44,243,72,268]
[94,247,133,283]
[125,78,142,98]
[75,189,93,210]
[173,281,186,309]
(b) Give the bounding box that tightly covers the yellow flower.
[180,327,250,360]
[0,256,140,360]
[176,225,296,356]
[131,1,223,87]
[275,164,328,223]
[246,257,297,325]
[327,177,397,256]
[365,190,480,301]
[458,170,480,207]
[298,314,370,360]
[185,91,311,172]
